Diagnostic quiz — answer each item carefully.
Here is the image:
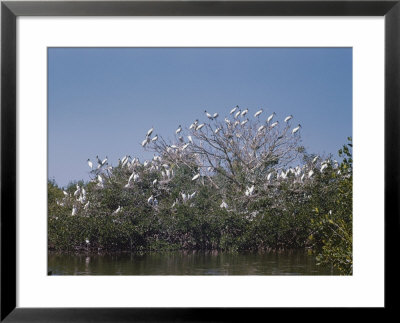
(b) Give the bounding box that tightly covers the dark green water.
[48,250,338,275]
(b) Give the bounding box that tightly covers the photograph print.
[48,48,352,275]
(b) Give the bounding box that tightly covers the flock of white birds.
[57,105,342,217]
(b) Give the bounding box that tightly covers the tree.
[146,108,303,201]
[309,138,353,274]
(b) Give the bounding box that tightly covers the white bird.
[79,194,85,204]
[254,109,263,117]
[267,172,273,181]
[63,191,68,196]
[182,143,190,150]
[215,127,222,134]
[96,155,102,165]
[121,155,128,164]
[121,157,129,167]
[113,206,121,214]
[192,173,200,181]
[230,105,238,115]
[181,192,188,202]
[284,115,293,123]
[98,175,103,184]
[87,159,93,169]
[312,156,319,164]
[205,110,213,120]
[189,191,196,199]
[73,187,80,197]
[308,170,314,178]
[270,121,279,129]
[213,112,219,119]
[147,127,154,137]
[176,125,182,134]
[128,172,135,183]
[152,134,158,142]
[147,195,154,204]
[245,185,255,197]
[234,110,241,119]
[133,174,140,182]
[301,174,305,181]
[72,206,77,216]
[85,239,90,245]
[241,119,248,126]
[188,136,193,144]
[142,137,150,147]
[220,200,228,209]
[189,119,199,130]
[320,164,328,172]
[241,108,248,117]
[224,118,231,125]
[196,123,205,131]
[292,124,302,134]
[267,112,276,123]
[153,179,158,186]
[101,157,108,165]
[84,201,90,210]
[258,125,266,132]
[170,145,178,149]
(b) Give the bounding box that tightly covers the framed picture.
[1,0,398,320]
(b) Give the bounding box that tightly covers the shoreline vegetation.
[48,106,352,275]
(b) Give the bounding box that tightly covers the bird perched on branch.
[254,108,263,117]
[267,112,276,123]
[292,124,302,134]
[284,115,293,123]
[230,105,238,115]
[205,110,213,120]
[146,127,154,137]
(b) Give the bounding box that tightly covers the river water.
[48,250,338,275]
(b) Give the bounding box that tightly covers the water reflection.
[48,250,338,275]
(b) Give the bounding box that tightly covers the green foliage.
[308,138,353,275]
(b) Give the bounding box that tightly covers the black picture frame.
[1,0,399,321]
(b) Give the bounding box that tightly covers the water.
[48,250,338,275]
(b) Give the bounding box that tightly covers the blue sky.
[48,47,352,188]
